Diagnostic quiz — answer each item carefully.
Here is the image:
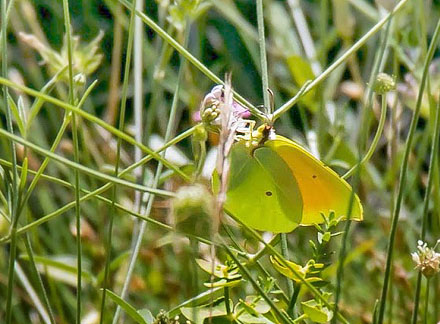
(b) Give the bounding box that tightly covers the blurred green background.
[1,0,440,323]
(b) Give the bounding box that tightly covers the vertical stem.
[281,234,294,297]
[100,0,138,322]
[333,14,393,320]
[3,0,20,322]
[331,171,360,323]
[224,287,232,316]
[23,235,56,324]
[133,0,144,229]
[112,23,190,324]
[411,91,440,324]
[61,0,81,323]
[377,18,440,324]
[263,0,293,304]
[434,276,439,320]
[423,279,430,324]
[105,5,123,125]
[287,283,301,317]
[256,0,270,114]
[343,94,388,180]
[272,0,408,121]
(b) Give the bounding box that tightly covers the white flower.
[412,240,440,278]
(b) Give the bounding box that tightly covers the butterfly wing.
[224,142,303,233]
[265,136,363,225]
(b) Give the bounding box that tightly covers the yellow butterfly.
[223,126,363,233]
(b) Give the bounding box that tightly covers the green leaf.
[105,289,148,324]
[301,300,333,323]
[7,94,26,136]
[286,55,317,112]
[270,255,322,284]
[235,298,273,324]
[26,66,68,131]
[17,97,27,128]
[196,259,240,280]
[181,298,232,324]
[168,288,224,317]
[237,313,273,324]
[19,254,95,286]
[244,297,271,314]
[138,309,155,324]
[19,157,28,192]
[203,278,241,288]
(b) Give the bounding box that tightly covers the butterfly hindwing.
[265,136,363,225]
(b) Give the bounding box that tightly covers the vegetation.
[1,0,440,323]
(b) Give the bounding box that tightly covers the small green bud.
[173,184,213,220]
[201,104,220,123]
[373,73,396,94]
[192,124,208,142]
[73,73,86,87]
[172,184,214,238]
[154,310,169,324]
[202,107,213,118]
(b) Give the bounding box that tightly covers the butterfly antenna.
[267,88,275,125]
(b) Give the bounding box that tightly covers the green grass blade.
[105,289,148,324]
[100,0,137,321]
[410,92,440,324]
[0,76,190,181]
[117,0,265,121]
[0,128,175,197]
[377,17,440,324]
[272,0,408,121]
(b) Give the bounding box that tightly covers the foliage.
[1,0,440,324]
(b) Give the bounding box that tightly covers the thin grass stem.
[423,278,430,324]
[0,76,189,180]
[0,129,174,197]
[61,0,82,322]
[343,94,387,179]
[117,0,265,121]
[256,0,270,114]
[410,92,440,324]
[377,18,440,324]
[272,0,408,121]
[223,242,294,324]
[0,127,195,244]
[100,0,138,320]
[112,21,190,324]
[3,0,20,321]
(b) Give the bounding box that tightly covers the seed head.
[411,240,440,278]
[373,73,396,94]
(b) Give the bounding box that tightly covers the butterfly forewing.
[225,142,302,233]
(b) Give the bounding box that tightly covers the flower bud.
[373,73,396,94]
[172,184,214,238]
[411,240,440,278]
[74,73,86,87]
[192,123,208,143]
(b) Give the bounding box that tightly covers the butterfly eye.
[312,175,317,179]
[265,191,273,197]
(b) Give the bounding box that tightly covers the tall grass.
[1,1,440,323]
